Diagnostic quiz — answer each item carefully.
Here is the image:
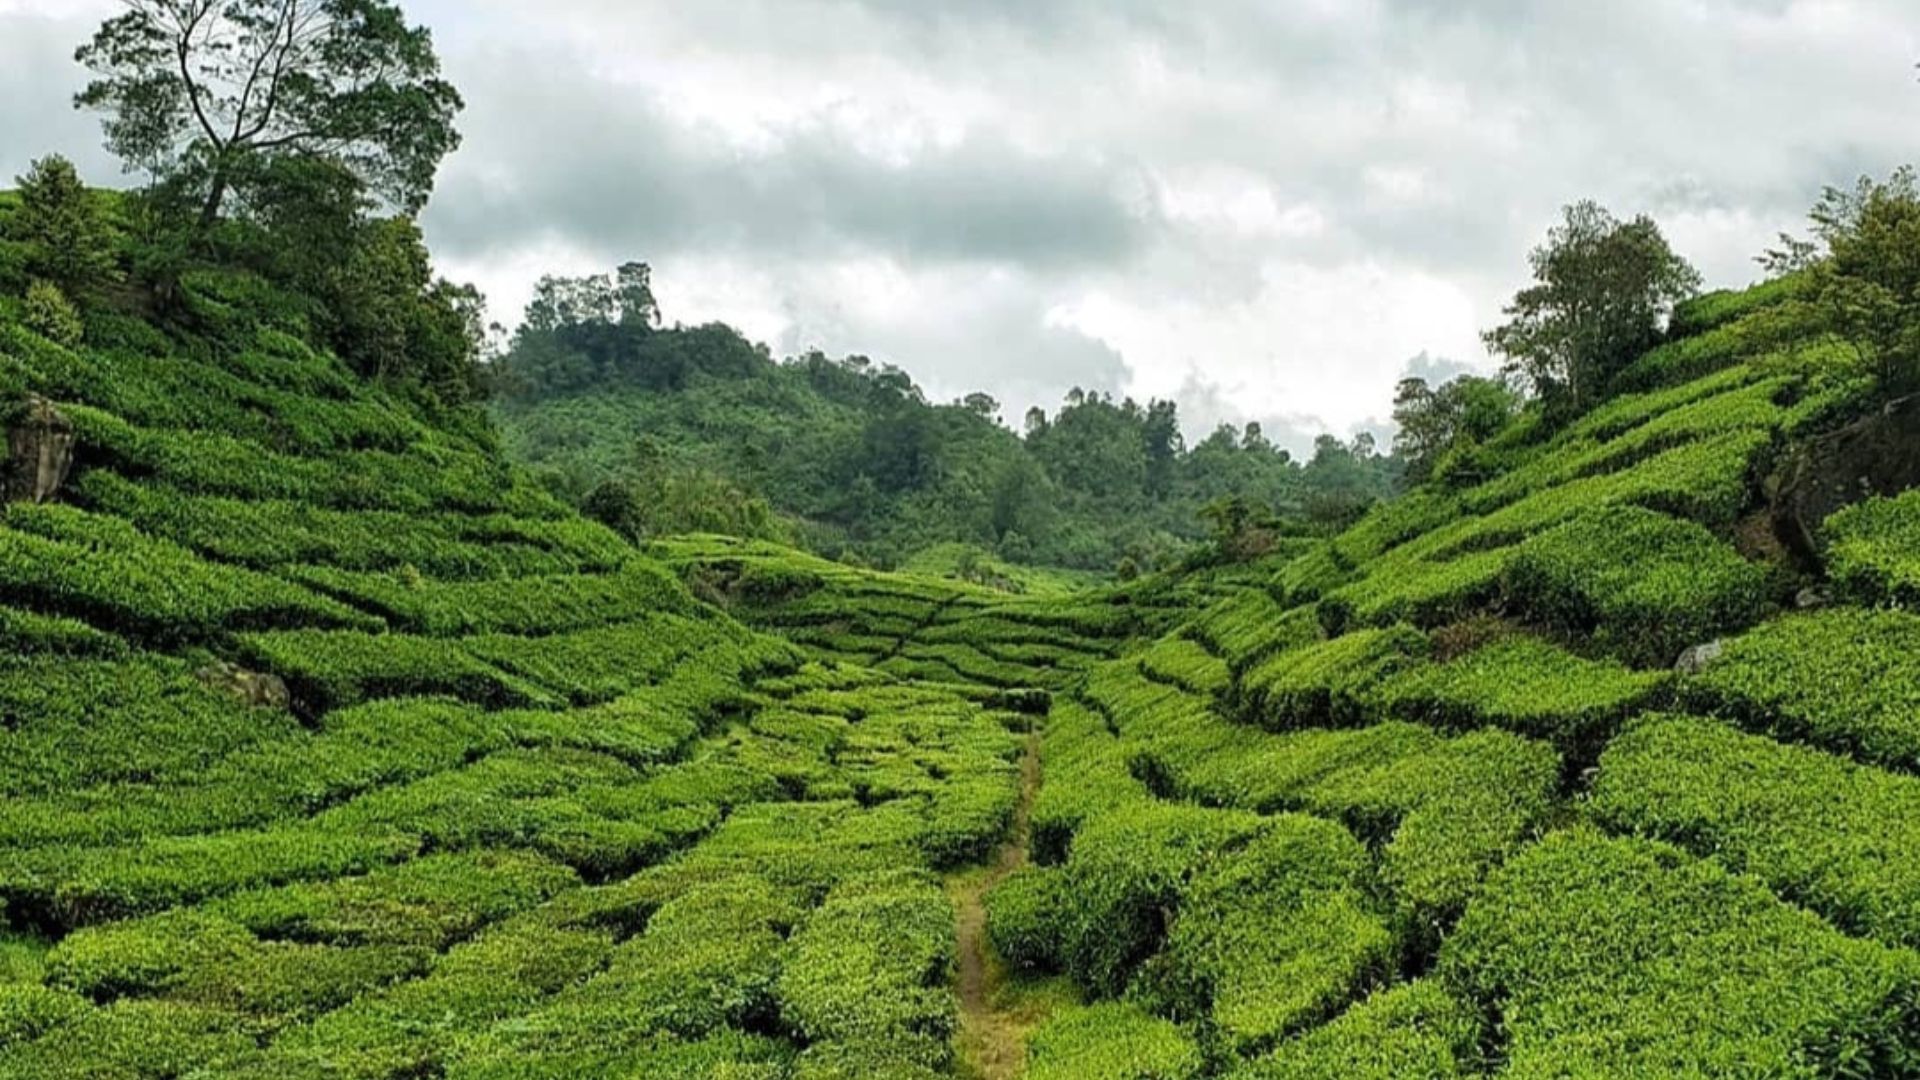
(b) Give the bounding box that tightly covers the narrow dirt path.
[948,729,1044,1080]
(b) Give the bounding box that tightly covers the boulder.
[1674,640,1726,676]
[1795,585,1836,610]
[2,395,75,504]
[197,662,292,712]
[1771,393,1920,568]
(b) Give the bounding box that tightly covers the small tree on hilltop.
[1765,167,1920,395]
[1485,201,1701,417]
[11,155,122,302]
[74,0,462,230]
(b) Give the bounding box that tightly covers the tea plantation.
[5,263,1920,1080]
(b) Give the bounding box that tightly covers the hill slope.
[490,307,1399,572]
[3,264,1920,1080]
[0,274,1161,1077]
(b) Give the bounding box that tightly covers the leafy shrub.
[1371,635,1667,760]
[1503,504,1769,665]
[1144,814,1393,1053]
[286,560,691,637]
[1025,1003,1203,1080]
[21,280,81,346]
[1688,608,1920,771]
[1054,802,1266,995]
[1592,714,1920,948]
[985,866,1065,972]
[0,824,418,930]
[0,505,378,645]
[1228,980,1481,1080]
[1441,829,1920,1078]
[1827,489,1920,608]
[1238,627,1428,729]
[776,872,955,1070]
[0,604,124,658]
[1029,701,1146,865]
[238,629,547,713]
[0,657,303,798]
[1187,592,1322,672]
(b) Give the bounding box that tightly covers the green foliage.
[1392,373,1521,483]
[1593,714,1920,948]
[1145,815,1393,1053]
[1484,200,1703,415]
[1229,981,1481,1080]
[76,1,462,222]
[1238,626,1427,728]
[497,268,1397,573]
[1502,505,1769,664]
[1767,167,1920,393]
[776,872,955,1071]
[0,505,378,646]
[1442,829,1920,1078]
[20,280,82,346]
[1025,1003,1204,1080]
[985,866,1066,973]
[8,155,121,302]
[1372,635,1666,759]
[1827,489,1920,607]
[1689,609,1920,771]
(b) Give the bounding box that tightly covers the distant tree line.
[492,271,1401,572]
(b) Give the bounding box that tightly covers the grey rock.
[3,395,75,504]
[1675,640,1726,675]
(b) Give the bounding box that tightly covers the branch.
[174,0,224,151]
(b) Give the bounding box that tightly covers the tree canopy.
[1767,168,1920,395]
[1485,201,1701,417]
[493,265,1403,571]
[75,0,462,227]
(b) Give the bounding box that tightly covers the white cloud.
[8,0,1920,439]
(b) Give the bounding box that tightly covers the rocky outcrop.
[1770,393,1920,568]
[2,395,75,504]
[196,662,292,712]
[1674,640,1725,675]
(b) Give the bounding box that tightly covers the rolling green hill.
[4,209,1920,1080]
[489,278,1402,574]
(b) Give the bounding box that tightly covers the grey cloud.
[0,12,121,183]
[422,51,1157,273]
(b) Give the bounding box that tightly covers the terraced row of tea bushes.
[1591,714,1920,948]
[2,322,429,457]
[0,654,1032,1077]
[1684,607,1920,771]
[652,536,1135,690]
[1044,655,1559,955]
[0,504,379,646]
[78,471,630,580]
[1827,488,1920,608]
[1499,504,1771,665]
[67,403,563,519]
[1440,829,1920,1078]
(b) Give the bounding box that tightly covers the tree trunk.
[198,167,231,231]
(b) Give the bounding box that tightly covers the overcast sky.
[4,0,1918,448]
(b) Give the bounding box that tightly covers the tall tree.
[1765,167,1920,394]
[1484,201,1701,415]
[74,0,462,228]
[1392,373,1520,483]
[10,155,122,302]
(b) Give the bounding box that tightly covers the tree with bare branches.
[74,0,462,229]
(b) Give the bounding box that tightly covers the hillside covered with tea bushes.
[5,203,1920,1078]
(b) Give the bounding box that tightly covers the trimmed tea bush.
[1442,830,1920,1078]
[1689,609,1920,771]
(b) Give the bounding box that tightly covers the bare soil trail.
[948,730,1048,1079]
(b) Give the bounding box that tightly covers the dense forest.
[490,270,1401,574]
[5,2,1920,1079]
